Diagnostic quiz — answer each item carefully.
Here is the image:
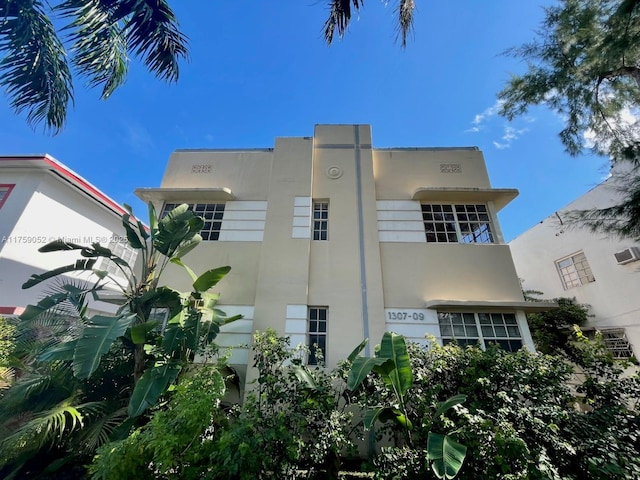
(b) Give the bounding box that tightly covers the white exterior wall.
[0,166,130,314]
[510,175,640,355]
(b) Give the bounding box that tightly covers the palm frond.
[0,0,73,133]
[76,403,128,452]
[396,0,415,47]
[110,0,188,82]
[0,398,91,456]
[57,0,128,98]
[324,0,362,45]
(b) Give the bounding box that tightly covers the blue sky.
[0,0,606,241]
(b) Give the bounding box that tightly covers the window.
[308,307,327,365]
[421,204,494,244]
[313,202,329,240]
[0,184,15,209]
[162,203,225,241]
[600,329,634,359]
[556,252,595,289]
[99,240,138,279]
[438,312,523,352]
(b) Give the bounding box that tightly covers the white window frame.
[438,311,523,352]
[421,204,494,244]
[555,251,595,290]
[162,203,225,241]
[312,201,329,241]
[308,306,328,365]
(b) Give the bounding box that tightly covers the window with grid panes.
[421,204,494,243]
[308,307,327,365]
[0,184,14,209]
[438,312,523,352]
[313,202,328,240]
[555,252,595,289]
[99,240,138,279]
[162,203,225,241]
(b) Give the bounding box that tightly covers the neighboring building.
[0,155,136,317]
[137,124,546,389]
[509,167,640,359]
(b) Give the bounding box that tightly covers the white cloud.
[466,100,531,149]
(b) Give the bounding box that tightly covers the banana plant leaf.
[192,266,231,292]
[38,340,77,362]
[346,357,392,391]
[376,332,413,397]
[427,432,467,480]
[128,362,182,417]
[73,313,136,379]
[22,259,98,289]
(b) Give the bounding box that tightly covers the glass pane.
[440,325,452,336]
[453,325,466,336]
[481,326,494,336]
[494,326,507,337]
[466,326,478,337]
[463,313,475,324]
[507,326,521,337]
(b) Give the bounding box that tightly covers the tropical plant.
[323,0,416,47]
[0,0,188,133]
[347,332,467,480]
[407,337,640,480]
[90,364,228,480]
[209,330,358,480]
[0,203,238,478]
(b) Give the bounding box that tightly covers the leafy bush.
[209,330,357,480]
[91,365,227,480]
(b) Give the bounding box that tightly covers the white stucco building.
[0,155,136,317]
[137,124,547,387]
[509,167,640,359]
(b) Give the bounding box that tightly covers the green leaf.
[434,394,467,418]
[347,338,368,363]
[428,432,467,480]
[22,259,97,289]
[376,332,413,397]
[154,205,203,258]
[172,235,202,260]
[148,202,158,238]
[20,291,80,320]
[73,314,135,379]
[38,340,77,362]
[128,362,182,417]
[293,365,317,389]
[162,323,185,355]
[38,240,86,252]
[121,214,144,249]
[347,356,391,391]
[130,321,159,345]
[0,0,72,133]
[192,266,231,292]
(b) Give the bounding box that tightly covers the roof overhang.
[135,187,235,203]
[425,299,558,313]
[412,187,519,211]
[0,154,130,218]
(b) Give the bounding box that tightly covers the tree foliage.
[0,203,237,478]
[0,0,188,133]
[500,0,640,160]
[525,295,591,355]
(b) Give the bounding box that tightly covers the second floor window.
[162,203,225,241]
[99,240,138,281]
[421,204,494,244]
[313,202,329,241]
[556,251,595,289]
